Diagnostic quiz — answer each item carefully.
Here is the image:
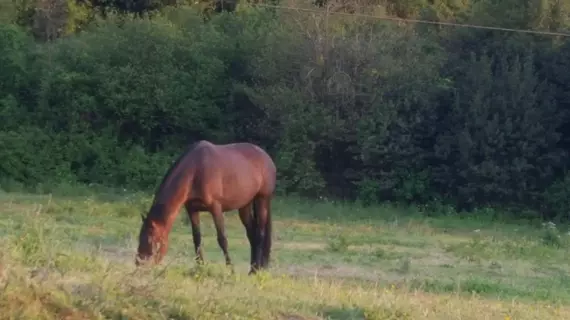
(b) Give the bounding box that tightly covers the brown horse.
[135,140,276,275]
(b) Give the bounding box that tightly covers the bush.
[0,2,570,221]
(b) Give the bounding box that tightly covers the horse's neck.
[149,200,184,231]
[151,162,193,230]
[152,175,189,224]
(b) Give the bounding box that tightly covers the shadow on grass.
[406,275,570,304]
[322,305,413,320]
[322,306,366,320]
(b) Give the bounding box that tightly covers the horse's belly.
[218,178,260,211]
[219,188,259,211]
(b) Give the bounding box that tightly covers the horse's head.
[135,213,168,266]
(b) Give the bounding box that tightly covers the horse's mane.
[144,141,203,220]
[157,141,202,190]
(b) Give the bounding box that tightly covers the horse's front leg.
[210,203,232,267]
[185,205,204,265]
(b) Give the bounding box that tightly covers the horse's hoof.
[227,265,235,274]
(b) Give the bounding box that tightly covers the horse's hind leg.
[185,204,204,265]
[238,202,257,274]
[210,202,232,267]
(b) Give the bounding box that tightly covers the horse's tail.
[253,197,272,268]
[263,199,272,267]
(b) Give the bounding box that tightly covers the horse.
[135,140,277,275]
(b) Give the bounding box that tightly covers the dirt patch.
[99,246,135,263]
[348,243,427,254]
[281,264,405,283]
[413,251,457,267]
[279,313,320,320]
[86,226,106,235]
[0,203,41,215]
[278,241,445,257]
[275,221,327,232]
[280,242,326,250]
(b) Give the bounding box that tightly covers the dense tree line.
[1,0,570,219]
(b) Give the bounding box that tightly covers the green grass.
[0,188,569,319]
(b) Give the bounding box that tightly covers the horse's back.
[223,142,276,172]
[194,141,274,173]
[190,141,276,199]
[225,142,277,193]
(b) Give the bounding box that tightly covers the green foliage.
[37,13,230,141]
[0,129,72,186]
[64,0,94,34]
[468,0,570,31]
[11,0,36,29]
[543,173,570,220]
[435,51,564,209]
[327,233,350,252]
[8,0,95,40]
[0,0,18,23]
[0,23,33,126]
[1,1,570,220]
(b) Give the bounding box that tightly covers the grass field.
[0,187,569,319]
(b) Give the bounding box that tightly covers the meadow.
[0,187,569,319]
